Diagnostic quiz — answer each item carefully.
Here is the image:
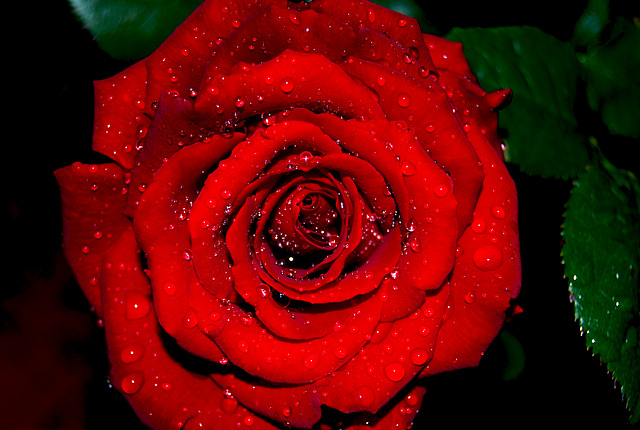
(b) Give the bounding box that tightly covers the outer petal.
[100,229,278,430]
[421,122,520,377]
[55,162,130,317]
[317,284,448,414]
[92,62,150,169]
[341,57,484,233]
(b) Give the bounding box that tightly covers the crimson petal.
[54,162,130,317]
[421,123,520,377]
[100,229,278,430]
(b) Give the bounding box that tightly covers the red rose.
[55,0,520,428]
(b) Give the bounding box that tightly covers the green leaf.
[578,18,640,138]
[446,26,589,179]
[572,0,610,47]
[370,0,435,33]
[562,150,640,424]
[69,0,204,61]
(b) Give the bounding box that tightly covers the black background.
[4,0,636,429]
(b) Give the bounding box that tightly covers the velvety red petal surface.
[55,162,131,317]
[421,122,520,377]
[100,229,279,430]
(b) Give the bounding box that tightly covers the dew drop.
[472,245,503,271]
[334,346,347,359]
[397,93,411,108]
[288,12,301,25]
[376,74,386,86]
[425,123,435,133]
[221,396,238,414]
[471,218,486,234]
[163,280,177,296]
[280,78,294,93]
[367,9,376,23]
[237,340,249,353]
[491,205,506,219]
[433,184,448,197]
[120,344,144,364]
[303,352,320,369]
[409,348,429,365]
[220,188,232,200]
[256,284,270,298]
[355,386,375,406]
[464,290,476,304]
[299,150,313,163]
[184,308,199,329]
[121,372,144,395]
[409,237,422,253]
[384,362,406,382]
[125,292,151,320]
[401,161,417,176]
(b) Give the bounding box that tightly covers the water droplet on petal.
[491,205,506,219]
[384,362,406,382]
[220,188,232,199]
[334,347,347,359]
[355,386,375,406]
[303,352,320,369]
[409,237,422,253]
[425,123,436,133]
[237,340,249,353]
[288,12,301,25]
[433,184,448,197]
[221,396,238,414]
[397,93,411,108]
[401,161,417,176]
[280,78,294,93]
[184,308,198,328]
[120,344,144,364]
[471,218,486,234]
[121,372,144,395]
[367,9,376,23]
[472,245,503,271]
[125,292,151,320]
[464,290,476,304]
[410,348,429,365]
[163,280,176,296]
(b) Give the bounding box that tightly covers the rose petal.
[100,229,278,430]
[92,63,151,169]
[421,122,520,377]
[346,385,426,429]
[54,162,130,317]
[341,57,484,233]
[308,0,437,75]
[317,284,448,414]
[134,139,245,361]
[198,280,386,384]
[194,50,385,127]
[212,373,322,429]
